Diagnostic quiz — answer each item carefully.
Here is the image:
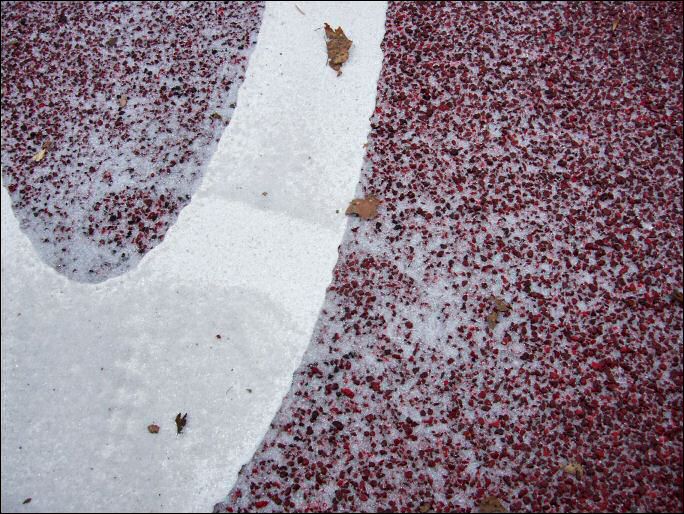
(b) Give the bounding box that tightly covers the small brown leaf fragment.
[175,412,187,434]
[621,296,637,309]
[563,461,585,479]
[419,503,431,513]
[118,95,127,108]
[491,296,511,313]
[345,196,381,220]
[612,16,620,31]
[478,496,506,513]
[23,498,32,505]
[210,112,224,122]
[261,192,268,196]
[105,36,117,47]
[324,23,352,76]
[486,311,499,330]
[671,289,683,306]
[147,424,160,434]
[42,140,53,152]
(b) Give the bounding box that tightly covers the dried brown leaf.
[418,503,431,513]
[324,23,352,76]
[478,496,506,513]
[563,461,584,479]
[105,36,117,47]
[345,196,381,220]
[491,296,511,313]
[175,412,187,434]
[672,289,683,306]
[210,112,224,122]
[486,311,499,330]
[612,17,620,31]
[147,424,160,434]
[118,95,127,108]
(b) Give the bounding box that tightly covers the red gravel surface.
[214,2,683,512]
[1,1,263,282]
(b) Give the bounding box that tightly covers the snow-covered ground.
[1,2,387,512]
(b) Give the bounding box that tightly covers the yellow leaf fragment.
[32,148,46,162]
[345,196,381,220]
[31,140,52,162]
[563,461,585,479]
[324,23,352,76]
[612,17,620,31]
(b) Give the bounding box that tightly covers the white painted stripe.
[0,2,387,511]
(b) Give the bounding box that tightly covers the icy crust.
[1,1,263,282]
[214,1,684,513]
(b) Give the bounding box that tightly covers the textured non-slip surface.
[1,1,263,282]
[215,2,683,512]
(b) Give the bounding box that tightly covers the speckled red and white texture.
[1,1,263,282]
[214,2,683,512]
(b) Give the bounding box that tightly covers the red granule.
[214,2,682,512]
[1,1,263,282]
